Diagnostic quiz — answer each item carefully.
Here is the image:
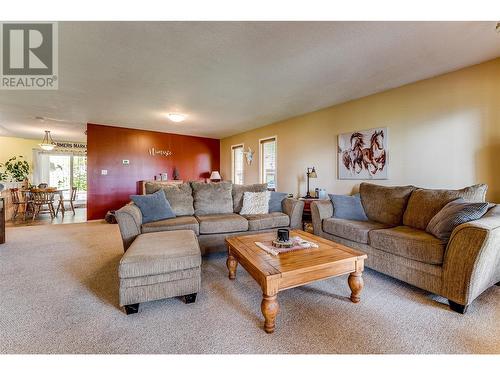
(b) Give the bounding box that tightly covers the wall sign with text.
[148,148,173,157]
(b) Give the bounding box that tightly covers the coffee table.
[225,230,367,333]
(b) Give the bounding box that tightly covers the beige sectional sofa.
[311,183,500,313]
[115,181,304,254]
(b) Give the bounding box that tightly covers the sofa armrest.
[282,198,305,229]
[310,200,333,236]
[443,205,500,306]
[115,204,143,252]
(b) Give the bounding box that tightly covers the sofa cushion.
[369,226,447,265]
[329,193,368,221]
[426,198,490,241]
[403,184,488,230]
[196,213,249,234]
[145,182,194,216]
[322,218,392,244]
[359,183,415,226]
[240,191,271,215]
[232,183,268,213]
[242,212,290,231]
[192,181,233,216]
[130,190,176,224]
[141,216,199,235]
[119,230,201,278]
[269,191,288,213]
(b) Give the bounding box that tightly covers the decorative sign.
[148,147,173,157]
[55,142,87,150]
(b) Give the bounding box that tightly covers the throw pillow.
[232,183,268,213]
[240,191,271,215]
[329,193,368,221]
[191,181,233,216]
[130,190,176,224]
[359,183,415,226]
[426,198,489,241]
[269,192,288,213]
[145,182,194,216]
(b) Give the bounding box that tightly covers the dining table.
[20,188,69,219]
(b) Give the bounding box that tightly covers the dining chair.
[31,190,56,222]
[10,188,32,221]
[56,187,78,216]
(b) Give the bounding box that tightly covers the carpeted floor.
[0,221,498,354]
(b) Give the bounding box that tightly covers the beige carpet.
[0,221,498,354]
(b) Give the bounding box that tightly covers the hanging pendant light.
[39,130,56,151]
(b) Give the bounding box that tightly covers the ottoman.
[119,230,201,314]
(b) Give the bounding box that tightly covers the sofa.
[311,183,500,313]
[115,181,305,254]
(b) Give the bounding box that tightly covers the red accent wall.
[87,123,220,220]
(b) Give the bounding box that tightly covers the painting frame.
[337,127,388,180]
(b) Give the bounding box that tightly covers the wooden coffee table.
[225,230,367,333]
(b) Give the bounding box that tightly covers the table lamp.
[304,167,317,198]
[210,171,222,182]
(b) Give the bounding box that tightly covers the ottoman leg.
[124,303,139,315]
[183,293,197,304]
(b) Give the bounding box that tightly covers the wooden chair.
[31,190,56,222]
[9,188,32,221]
[56,187,78,216]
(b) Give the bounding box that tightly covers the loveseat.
[311,183,500,313]
[115,181,304,254]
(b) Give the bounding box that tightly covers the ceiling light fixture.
[167,113,187,122]
[39,130,56,151]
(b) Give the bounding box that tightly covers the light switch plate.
[122,160,130,165]
[101,170,108,175]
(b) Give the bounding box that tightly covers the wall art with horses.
[338,127,388,179]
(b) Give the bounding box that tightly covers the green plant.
[4,156,30,182]
[0,163,8,181]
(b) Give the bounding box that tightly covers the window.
[260,137,277,189]
[33,151,87,203]
[231,144,244,185]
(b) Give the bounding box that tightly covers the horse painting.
[338,128,388,179]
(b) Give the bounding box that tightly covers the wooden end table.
[225,230,367,333]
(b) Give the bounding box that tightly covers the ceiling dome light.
[39,130,56,151]
[167,113,187,122]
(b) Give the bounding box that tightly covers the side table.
[299,197,318,232]
[0,197,5,244]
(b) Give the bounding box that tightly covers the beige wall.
[221,58,500,202]
[0,136,40,180]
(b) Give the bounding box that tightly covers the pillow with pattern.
[426,198,489,241]
[240,191,271,215]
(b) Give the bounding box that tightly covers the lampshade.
[39,130,56,151]
[309,167,317,178]
[210,171,222,180]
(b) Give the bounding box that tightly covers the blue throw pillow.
[130,190,176,224]
[329,193,368,221]
[269,192,288,213]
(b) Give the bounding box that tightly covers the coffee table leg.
[226,253,238,280]
[348,271,364,303]
[261,293,279,334]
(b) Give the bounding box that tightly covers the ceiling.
[1,21,499,142]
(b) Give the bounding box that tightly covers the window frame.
[231,143,245,185]
[259,135,278,190]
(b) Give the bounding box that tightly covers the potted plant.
[4,156,30,188]
[0,163,7,182]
